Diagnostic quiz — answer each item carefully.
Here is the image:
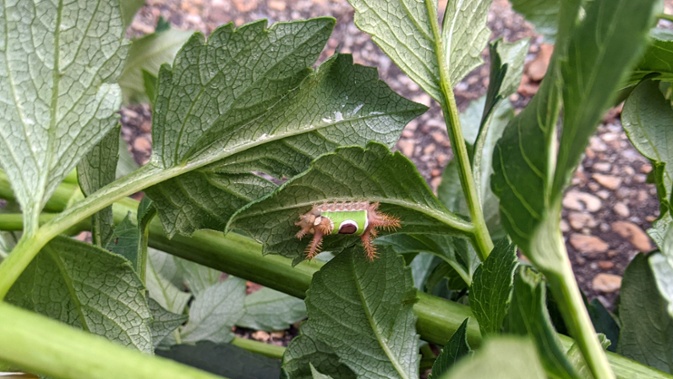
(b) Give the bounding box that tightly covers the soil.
[123,0,663,315]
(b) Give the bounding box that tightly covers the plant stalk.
[425,1,493,261]
[0,302,225,379]
[231,337,285,359]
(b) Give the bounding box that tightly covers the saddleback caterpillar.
[295,202,400,261]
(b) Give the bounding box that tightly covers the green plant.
[0,1,671,379]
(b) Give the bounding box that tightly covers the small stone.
[424,144,436,155]
[560,219,569,233]
[568,212,596,230]
[611,221,653,252]
[598,261,615,270]
[569,234,610,254]
[563,190,602,212]
[592,273,622,293]
[252,330,270,342]
[397,140,415,157]
[640,164,652,174]
[133,135,152,154]
[268,0,287,10]
[527,43,554,81]
[593,162,611,172]
[613,203,630,218]
[596,190,610,200]
[233,0,257,12]
[401,129,414,138]
[592,173,622,190]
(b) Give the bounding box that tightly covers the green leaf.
[586,299,620,353]
[78,127,120,246]
[237,287,306,331]
[0,0,127,231]
[622,80,673,199]
[552,0,661,198]
[628,28,673,87]
[441,0,491,85]
[300,248,419,379]
[143,69,159,106]
[180,277,246,344]
[470,239,517,336]
[146,249,190,315]
[156,341,281,378]
[428,318,471,378]
[507,267,579,379]
[174,258,222,297]
[283,335,356,379]
[347,0,441,99]
[408,252,437,290]
[145,20,425,237]
[106,213,141,268]
[375,234,478,286]
[618,253,673,373]
[228,143,471,261]
[148,298,188,348]
[120,0,145,29]
[509,0,560,41]
[567,334,611,379]
[6,236,152,353]
[442,337,545,379]
[309,364,333,379]
[119,26,195,103]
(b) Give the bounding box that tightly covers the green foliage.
[0,0,671,378]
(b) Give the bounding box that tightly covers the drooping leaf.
[156,341,281,378]
[148,298,188,348]
[228,143,471,261]
[106,213,141,268]
[586,299,620,353]
[408,252,438,290]
[309,364,333,379]
[237,287,306,331]
[180,277,246,344]
[507,267,579,379]
[0,0,127,231]
[144,19,425,237]
[375,234,478,286]
[441,0,491,85]
[509,0,560,41]
[442,337,545,379]
[300,248,419,379]
[6,236,152,353]
[622,80,673,200]
[174,257,222,297]
[282,335,356,379]
[119,26,195,103]
[428,318,471,378]
[619,253,673,373]
[552,0,661,198]
[77,126,120,246]
[470,239,517,336]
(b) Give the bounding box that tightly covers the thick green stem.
[0,302,224,379]
[548,261,616,379]
[231,337,285,359]
[425,1,493,261]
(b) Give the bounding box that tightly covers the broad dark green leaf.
[309,364,333,379]
[587,299,620,353]
[623,80,673,199]
[552,0,661,197]
[428,318,471,378]
[6,236,152,353]
[119,26,194,103]
[156,341,281,378]
[78,126,120,246]
[470,239,517,336]
[619,253,673,373]
[180,277,246,344]
[628,28,673,88]
[283,335,356,379]
[148,298,188,348]
[509,0,560,41]
[441,337,545,379]
[106,213,140,268]
[408,252,437,289]
[300,248,419,379]
[145,19,425,237]
[375,234,478,286]
[228,143,471,261]
[237,287,306,331]
[0,0,127,230]
[507,267,579,379]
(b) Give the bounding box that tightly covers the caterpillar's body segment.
[295,202,400,261]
